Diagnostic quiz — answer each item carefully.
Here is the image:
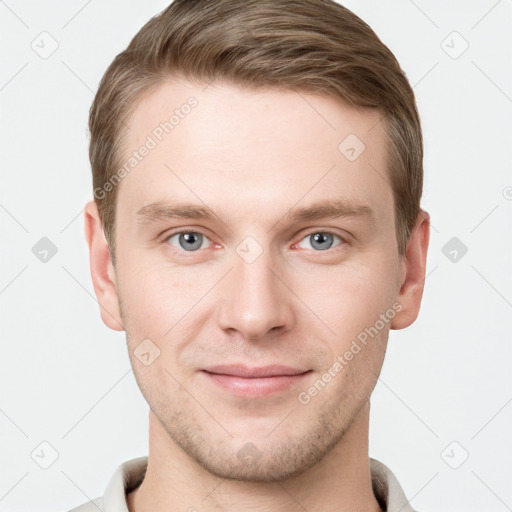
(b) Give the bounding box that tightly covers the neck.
[127,402,381,512]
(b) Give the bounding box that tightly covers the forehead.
[117,78,393,228]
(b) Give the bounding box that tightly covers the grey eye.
[168,232,208,251]
[298,232,343,251]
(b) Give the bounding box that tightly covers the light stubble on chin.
[145,381,373,483]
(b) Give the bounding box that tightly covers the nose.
[216,245,296,340]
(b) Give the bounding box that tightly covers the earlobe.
[84,200,125,331]
[390,209,430,331]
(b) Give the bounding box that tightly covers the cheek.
[118,260,204,335]
[308,261,395,342]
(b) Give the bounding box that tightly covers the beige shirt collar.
[70,456,417,512]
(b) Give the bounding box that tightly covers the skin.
[85,79,430,512]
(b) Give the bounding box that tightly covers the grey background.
[1,1,511,510]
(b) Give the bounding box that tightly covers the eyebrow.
[136,199,376,228]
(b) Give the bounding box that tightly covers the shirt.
[67,456,417,512]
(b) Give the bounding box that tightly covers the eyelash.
[162,229,348,255]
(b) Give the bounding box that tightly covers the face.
[88,78,423,482]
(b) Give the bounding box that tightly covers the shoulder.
[370,458,419,512]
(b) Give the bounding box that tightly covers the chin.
[192,442,328,483]
[164,410,352,483]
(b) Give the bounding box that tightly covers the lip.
[201,364,312,397]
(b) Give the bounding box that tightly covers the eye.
[296,231,345,251]
[166,231,211,252]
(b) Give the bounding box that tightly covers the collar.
[98,456,416,512]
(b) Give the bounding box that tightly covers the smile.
[200,365,312,397]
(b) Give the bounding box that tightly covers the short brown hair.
[89,0,423,265]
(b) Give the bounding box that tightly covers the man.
[73,0,430,510]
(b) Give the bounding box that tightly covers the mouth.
[200,364,312,397]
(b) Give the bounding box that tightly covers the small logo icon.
[441,440,469,469]
[32,237,58,263]
[31,31,59,59]
[134,338,161,366]
[442,236,468,263]
[441,31,469,60]
[338,133,366,161]
[237,442,262,466]
[236,236,263,264]
[31,441,59,469]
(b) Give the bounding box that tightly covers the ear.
[84,200,124,331]
[390,209,430,330]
